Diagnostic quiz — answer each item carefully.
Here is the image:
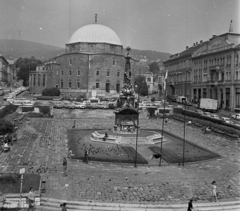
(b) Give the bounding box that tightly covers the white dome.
[68,24,122,45]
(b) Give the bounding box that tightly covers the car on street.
[203,112,212,117]
[221,117,233,124]
[195,109,204,115]
[231,113,240,120]
[211,114,220,119]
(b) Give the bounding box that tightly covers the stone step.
[37,197,240,211]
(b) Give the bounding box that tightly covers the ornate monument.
[113,47,140,134]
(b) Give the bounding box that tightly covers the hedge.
[36,96,54,100]
[42,87,60,96]
[35,106,51,116]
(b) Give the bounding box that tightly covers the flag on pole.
[163,70,168,91]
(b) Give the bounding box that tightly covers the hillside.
[0,39,64,60]
[0,39,171,61]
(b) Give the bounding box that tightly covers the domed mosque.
[29,15,129,98]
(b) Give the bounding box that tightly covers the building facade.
[29,22,126,98]
[164,30,240,112]
[191,33,240,112]
[0,55,15,87]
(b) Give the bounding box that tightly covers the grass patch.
[68,129,148,164]
[149,132,221,163]
[0,173,40,194]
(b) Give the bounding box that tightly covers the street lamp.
[134,84,139,168]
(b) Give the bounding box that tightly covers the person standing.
[187,199,194,211]
[84,150,89,164]
[63,157,67,177]
[27,187,35,211]
[60,202,67,211]
[212,181,219,203]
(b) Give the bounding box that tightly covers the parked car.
[231,113,240,120]
[211,114,220,119]
[221,117,232,123]
[203,112,212,117]
[195,109,204,115]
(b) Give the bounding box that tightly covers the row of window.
[69,58,116,66]
[56,69,121,77]
[55,80,121,93]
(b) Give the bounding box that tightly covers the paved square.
[0,109,239,202]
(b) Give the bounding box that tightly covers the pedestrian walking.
[211,181,219,203]
[27,187,35,211]
[63,157,67,177]
[187,199,194,211]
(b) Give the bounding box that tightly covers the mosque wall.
[88,54,125,93]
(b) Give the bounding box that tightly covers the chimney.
[200,40,203,44]
[196,42,198,45]
[186,46,188,49]
[212,35,216,38]
[193,43,195,46]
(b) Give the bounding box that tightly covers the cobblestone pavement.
[0,109,239,203]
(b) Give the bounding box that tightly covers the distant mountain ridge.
[0,39,171,62]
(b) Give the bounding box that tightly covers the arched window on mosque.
[107,71,110,77]
[113,58,116,66]
[117,71,120,77]
[106,80,110,93]
[96,70,100,76]
[77,69,81,76]
[69,69,72,76]
[77,79,80,89]
[116,81,120,93]
[61,79,63,88]
[96,79,100,89]
[68,79,72,89]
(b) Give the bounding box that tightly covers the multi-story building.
[192,32,240,112]
[29,20,128,98]
[0,55,9,86]
[164,21,240,112]
[0,54,15,87]
[163,42,205,100]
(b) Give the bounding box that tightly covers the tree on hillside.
[135,75,148,96]
[15,56,42,86]
[148,62,160,75]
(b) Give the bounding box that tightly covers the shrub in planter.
[0,119,14,134]
[22,107,34,112]
[37,106,50,116]
[42,87,60,96]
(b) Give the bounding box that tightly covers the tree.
[15,57,42,86]
[148,62,160,75]
[135,75,148,96]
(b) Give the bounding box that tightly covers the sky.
[0,0,239,54]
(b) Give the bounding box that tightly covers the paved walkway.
[0,109,239,204]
